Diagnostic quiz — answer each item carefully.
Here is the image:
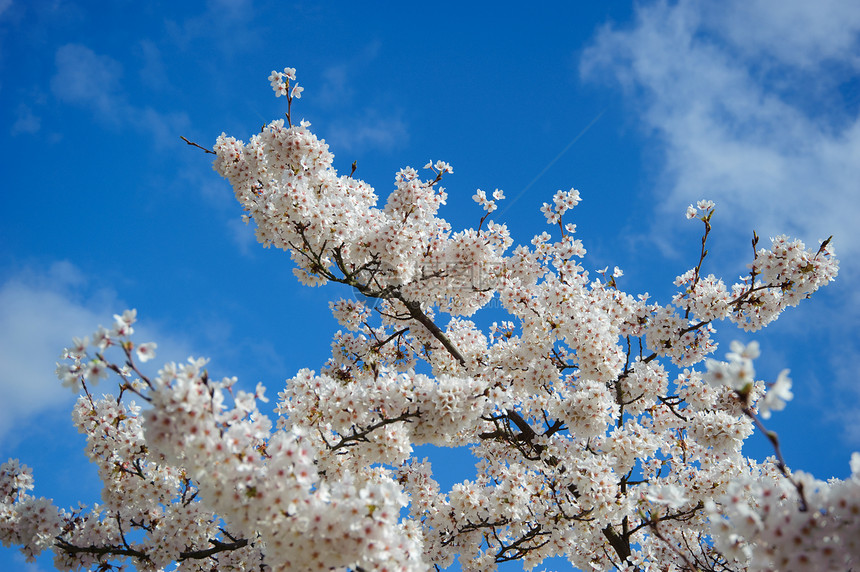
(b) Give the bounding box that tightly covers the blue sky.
[1,1,859,570]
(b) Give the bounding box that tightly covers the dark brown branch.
[495,523,550,562]
[743,406,808,511]
[180,136,215,154]
[329,411,421,452]
[372,327,410,351]
[648,520,699,572]
[55,536,250,563]
[55,539,145,559]
[602,525,632,564]
[391,293,467,366]
[505,410,537,441]
[685,211,713,320]
[328,243,468,368]
[628,502,705,536]
[657,395,689,422]
[179,538,249,560]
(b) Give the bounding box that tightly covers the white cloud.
[317,41,381,107]
[0,263,193,445]
[207,0,253,18]
[0,263,104,443]
[51,44,124,119]
[50,43,191,149]
[226,216,258,257]
[704,0,860,69]
[828,348,860,445]
[165,0,258,54]
[137,39,169,91]
[325,111,408,153]
[11,551,50,572]
[580,0,860,445]
[581,0,860,257]
[11,103,40,135]
[132,106,192,152]
[310,41,405,154]
[318,64,354,107]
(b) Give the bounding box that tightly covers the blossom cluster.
[268,67,302,99]
[706,454,860,570]
[540,188,581,225]
[145,356,420,571]
[0,460,63,562]
[1,66,853,572]
[472,188,504,213]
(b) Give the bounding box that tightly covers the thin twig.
[180,136,215,154]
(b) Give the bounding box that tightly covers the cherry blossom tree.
[2,68,857,572]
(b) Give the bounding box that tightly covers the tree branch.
[391,293,467,366]
[180,136,215,154]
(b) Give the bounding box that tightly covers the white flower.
[540,202,559,224]
[93,326,112,351]
[113,309,137,336]
[646,484,688,509]
[84,359,109,383]
[136,342,157,363]
[69,336,89,358]
[758,369,792,419]
[705,341,760,391]
[727,340,760,361]
[703,358,746,390]
[434,160,452,173]
[686,204,697,219]
[254,381,269,403]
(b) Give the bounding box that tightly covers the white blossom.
[758,369,793,419]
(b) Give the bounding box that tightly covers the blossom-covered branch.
[1,67,856,572]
